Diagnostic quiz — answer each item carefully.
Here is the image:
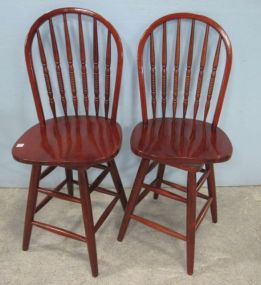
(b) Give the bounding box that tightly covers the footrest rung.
[196,170,210,192]
[137,177,159,205]
[32,221,86,242]
[94,196,119,232]
[142,183,187,203]
[89,167,111,192]
[130,214,186,241]
[94,187,117,196]
[35,179,67,213]
[196,197,213,230]
[146,161,158,174]
[40,166,57,180]
[38,187,81,204]
[161,180,187,192]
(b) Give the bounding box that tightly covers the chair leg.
[186,171,197,275]
[65,168,74,196]
[23,165,41,251]
[78,169,98,277]
[108,159,127,209]
[117,158,150,242]
[153,164,166,200]
[206,163,217,223]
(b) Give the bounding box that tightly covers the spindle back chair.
[118,13,233,275]
[12,7,126,277]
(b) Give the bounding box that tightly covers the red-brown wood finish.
[118,13,233,275]
[12,7,126,277]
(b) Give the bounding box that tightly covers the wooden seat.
[12,8,127,277]
[131,118,232,165]
[118,13,233,275]
[12,116,122,167]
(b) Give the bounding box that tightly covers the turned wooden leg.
[186,171,197,275]
[108,159,127,209]
[153,164,166,200]
[65,168,74,196]
[78,169,98,277]
[23,165,41,251]
[117,159,150,241]
[206,163,217,223]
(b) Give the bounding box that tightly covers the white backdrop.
[0,0,260,188]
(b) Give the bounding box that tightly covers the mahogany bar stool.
[118,13,232,275]
[12,7,127,277]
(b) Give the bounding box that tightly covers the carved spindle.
[49,19,67,116]
[204,36,222,121]
[93,18,100,116]
[183,19,195,118]
[193,24,209,120]
[105,30,111,118]
[162,22,167,117]
[150,32,156,118]
[173,19,181,118]
[63,14,78,116]
[78,14,89,116]
[37,30,56,117]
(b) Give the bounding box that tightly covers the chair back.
[137,13,232,127]
[25,7,123,123]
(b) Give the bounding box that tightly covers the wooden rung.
[38,187,81,204]
[72,180,79,185]
[196,169,210,192]
[197,192,209,200]
[89,167,110,192]
[136,177,159,205]
[130,214,186,241]
[40,166,56,180]
[196,197,213,230]
[142,183,187,203]
[35,179,67,213]
[146,161,158,174]
[94,196,119,232]
[161,179,187,192]
[93,187,117,196]
[92,164,107,170]
[136,189,150,205]
[32,220,86,242]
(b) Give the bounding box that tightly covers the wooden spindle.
[183,19,195,118]
[37,30,56,117]
[105,30,111,118]
[193,24,209,120]
[78,14,89,116]
[93,18,100,116]
[150,32,157,119]
[49,19,67,116]
[204,35,222,121]
[63,14,78,116]
[173,19,181,118]
[162,22,167,118]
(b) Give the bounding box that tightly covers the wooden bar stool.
[12,7,127,277]
[118,13,232,275]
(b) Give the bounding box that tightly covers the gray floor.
[0,186,260,285]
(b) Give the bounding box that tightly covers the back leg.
[153,164,166,199]
[206,163,217,223]
[65,168,74,196]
